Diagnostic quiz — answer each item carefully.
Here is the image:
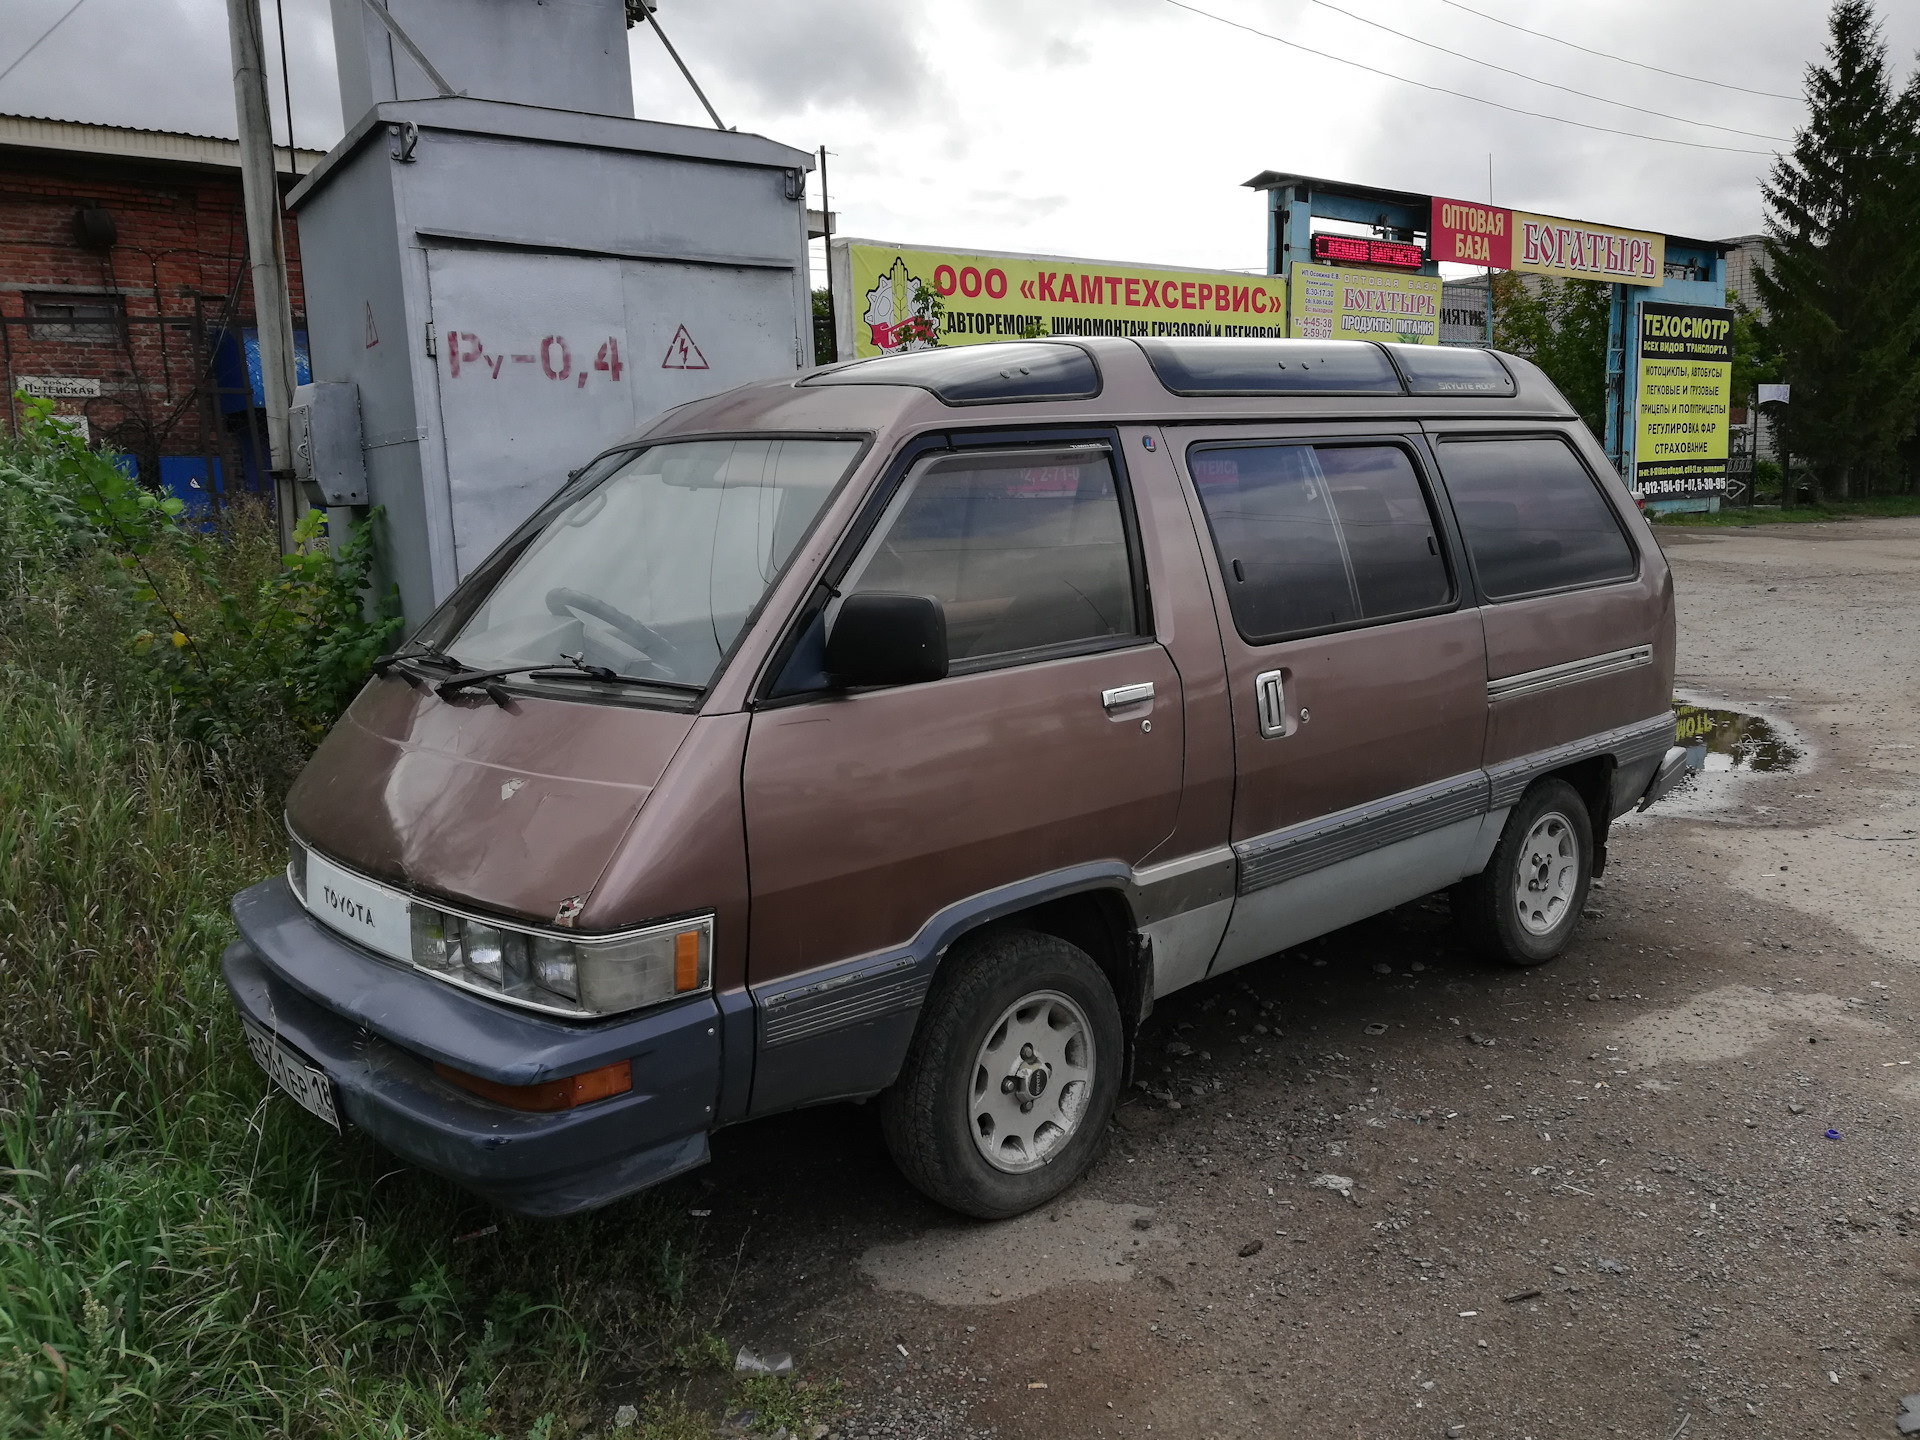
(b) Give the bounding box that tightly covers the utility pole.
[226,0,300,549]
[819,145,837,363]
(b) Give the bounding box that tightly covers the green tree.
[812,287,836,365]
[1757,0,1920,500]
[1727,287,1780,406]
[1491,273,1611,441]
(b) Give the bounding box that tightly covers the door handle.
[1102,682,1155,711]
[1255,669,1287,738]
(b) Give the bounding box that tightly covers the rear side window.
[1438,437,1636,599]
[1187,443,1453,642]
[843,446,1138,665]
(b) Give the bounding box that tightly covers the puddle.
[1674,702,1804,775]
[1623,698,1808,820]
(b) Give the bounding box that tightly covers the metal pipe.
[226,0,300,546]
[639,5,725,130]
[360,0,456,97]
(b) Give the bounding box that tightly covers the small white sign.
[1757,383,1791,405]
[17,375,102,399]
[303,847,413,963]
[47,414,90,443]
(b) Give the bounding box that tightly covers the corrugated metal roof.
[0,113,326,174]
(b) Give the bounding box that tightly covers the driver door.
[741,438,1185,1113]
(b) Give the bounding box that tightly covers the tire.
[1454,778,1593,967]
[879,928,1123,1219]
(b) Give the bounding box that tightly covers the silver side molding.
[1235,771,1489,896]
[1487,644,1653,703]
[1486,710,1676,809]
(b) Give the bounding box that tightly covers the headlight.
[285,828,710,1019]
[406,903,711,1017]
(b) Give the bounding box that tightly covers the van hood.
[285,676,695,924]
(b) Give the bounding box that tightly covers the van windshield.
[443,438,863,691]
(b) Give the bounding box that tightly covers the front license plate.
[242,1016,341,1132]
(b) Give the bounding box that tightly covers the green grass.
[0,426,826,1437]
[1653,494,1920,526]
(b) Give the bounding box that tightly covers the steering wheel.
[543,587,684,674]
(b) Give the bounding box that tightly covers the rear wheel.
[1455,778,1592,966]
[879,929,1122,1219]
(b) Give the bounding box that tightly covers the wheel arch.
[745,864,1148,1119]
[1535,754,1614,874]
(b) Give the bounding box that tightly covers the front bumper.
[224,877,720,1216]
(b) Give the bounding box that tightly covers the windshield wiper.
[435,654,700,705]
[372,643,466,690]
[374,643,463,675]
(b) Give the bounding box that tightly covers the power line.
[1302,0,1790,141]
[0,0,90,88]
[1430,0,1800,102]
[1161,0,1777,156]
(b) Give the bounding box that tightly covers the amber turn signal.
[435,1058,632,1112]
[674,929,701,992]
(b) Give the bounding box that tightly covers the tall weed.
[0,401,718,1437]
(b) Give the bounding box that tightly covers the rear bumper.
[1636,745,1693,812]
[223,877,720,1216]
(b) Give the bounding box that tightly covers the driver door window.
[841,445,1141,668]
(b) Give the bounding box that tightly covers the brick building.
[0,113,322,502]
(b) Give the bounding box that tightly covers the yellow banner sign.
[1513,210,1664,285]
[1634,302,1733,499]
[1287,264,1442,344]
[839,242,1289,358]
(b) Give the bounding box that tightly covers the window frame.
[1181,433,1463,648]
[754,425,1158,703]
[1426,427,1642,606]
[25,291,124,341]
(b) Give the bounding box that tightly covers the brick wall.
[0,145,306,489]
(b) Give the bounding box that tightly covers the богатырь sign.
[1288,264,1441,344]
[836,241,1287,358]
[1634,302,1733,499]
[1430,198,1665,287]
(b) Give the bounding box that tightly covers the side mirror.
[825,592,948,687]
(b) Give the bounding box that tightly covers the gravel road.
[671,516,1920,1440]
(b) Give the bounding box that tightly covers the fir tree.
[1758,0,1920,499]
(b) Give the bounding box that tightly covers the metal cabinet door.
[426,246,802,579]
[1168,428,1494,975]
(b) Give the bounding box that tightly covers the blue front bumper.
[224,877,721,1216]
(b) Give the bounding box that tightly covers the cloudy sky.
[4,0,1918,276]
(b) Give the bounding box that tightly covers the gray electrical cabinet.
[294,1,815,626]
[290,381,368,504]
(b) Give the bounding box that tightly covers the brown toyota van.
[225,337,1688,1219]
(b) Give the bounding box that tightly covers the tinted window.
[844,447,1136,663]
[1137,339,1402,395]
[1439,437,1636,599]
[1382,343,1516,396]
[803,342,1099,404]
[1188,444,1452,642]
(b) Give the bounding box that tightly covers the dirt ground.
[670,516,1920,1440]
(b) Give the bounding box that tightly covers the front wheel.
[879,929,1122,1219]
[1454,777,1592,966]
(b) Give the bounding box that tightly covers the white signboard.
[17,375,102,399]
[47,415,91,443]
